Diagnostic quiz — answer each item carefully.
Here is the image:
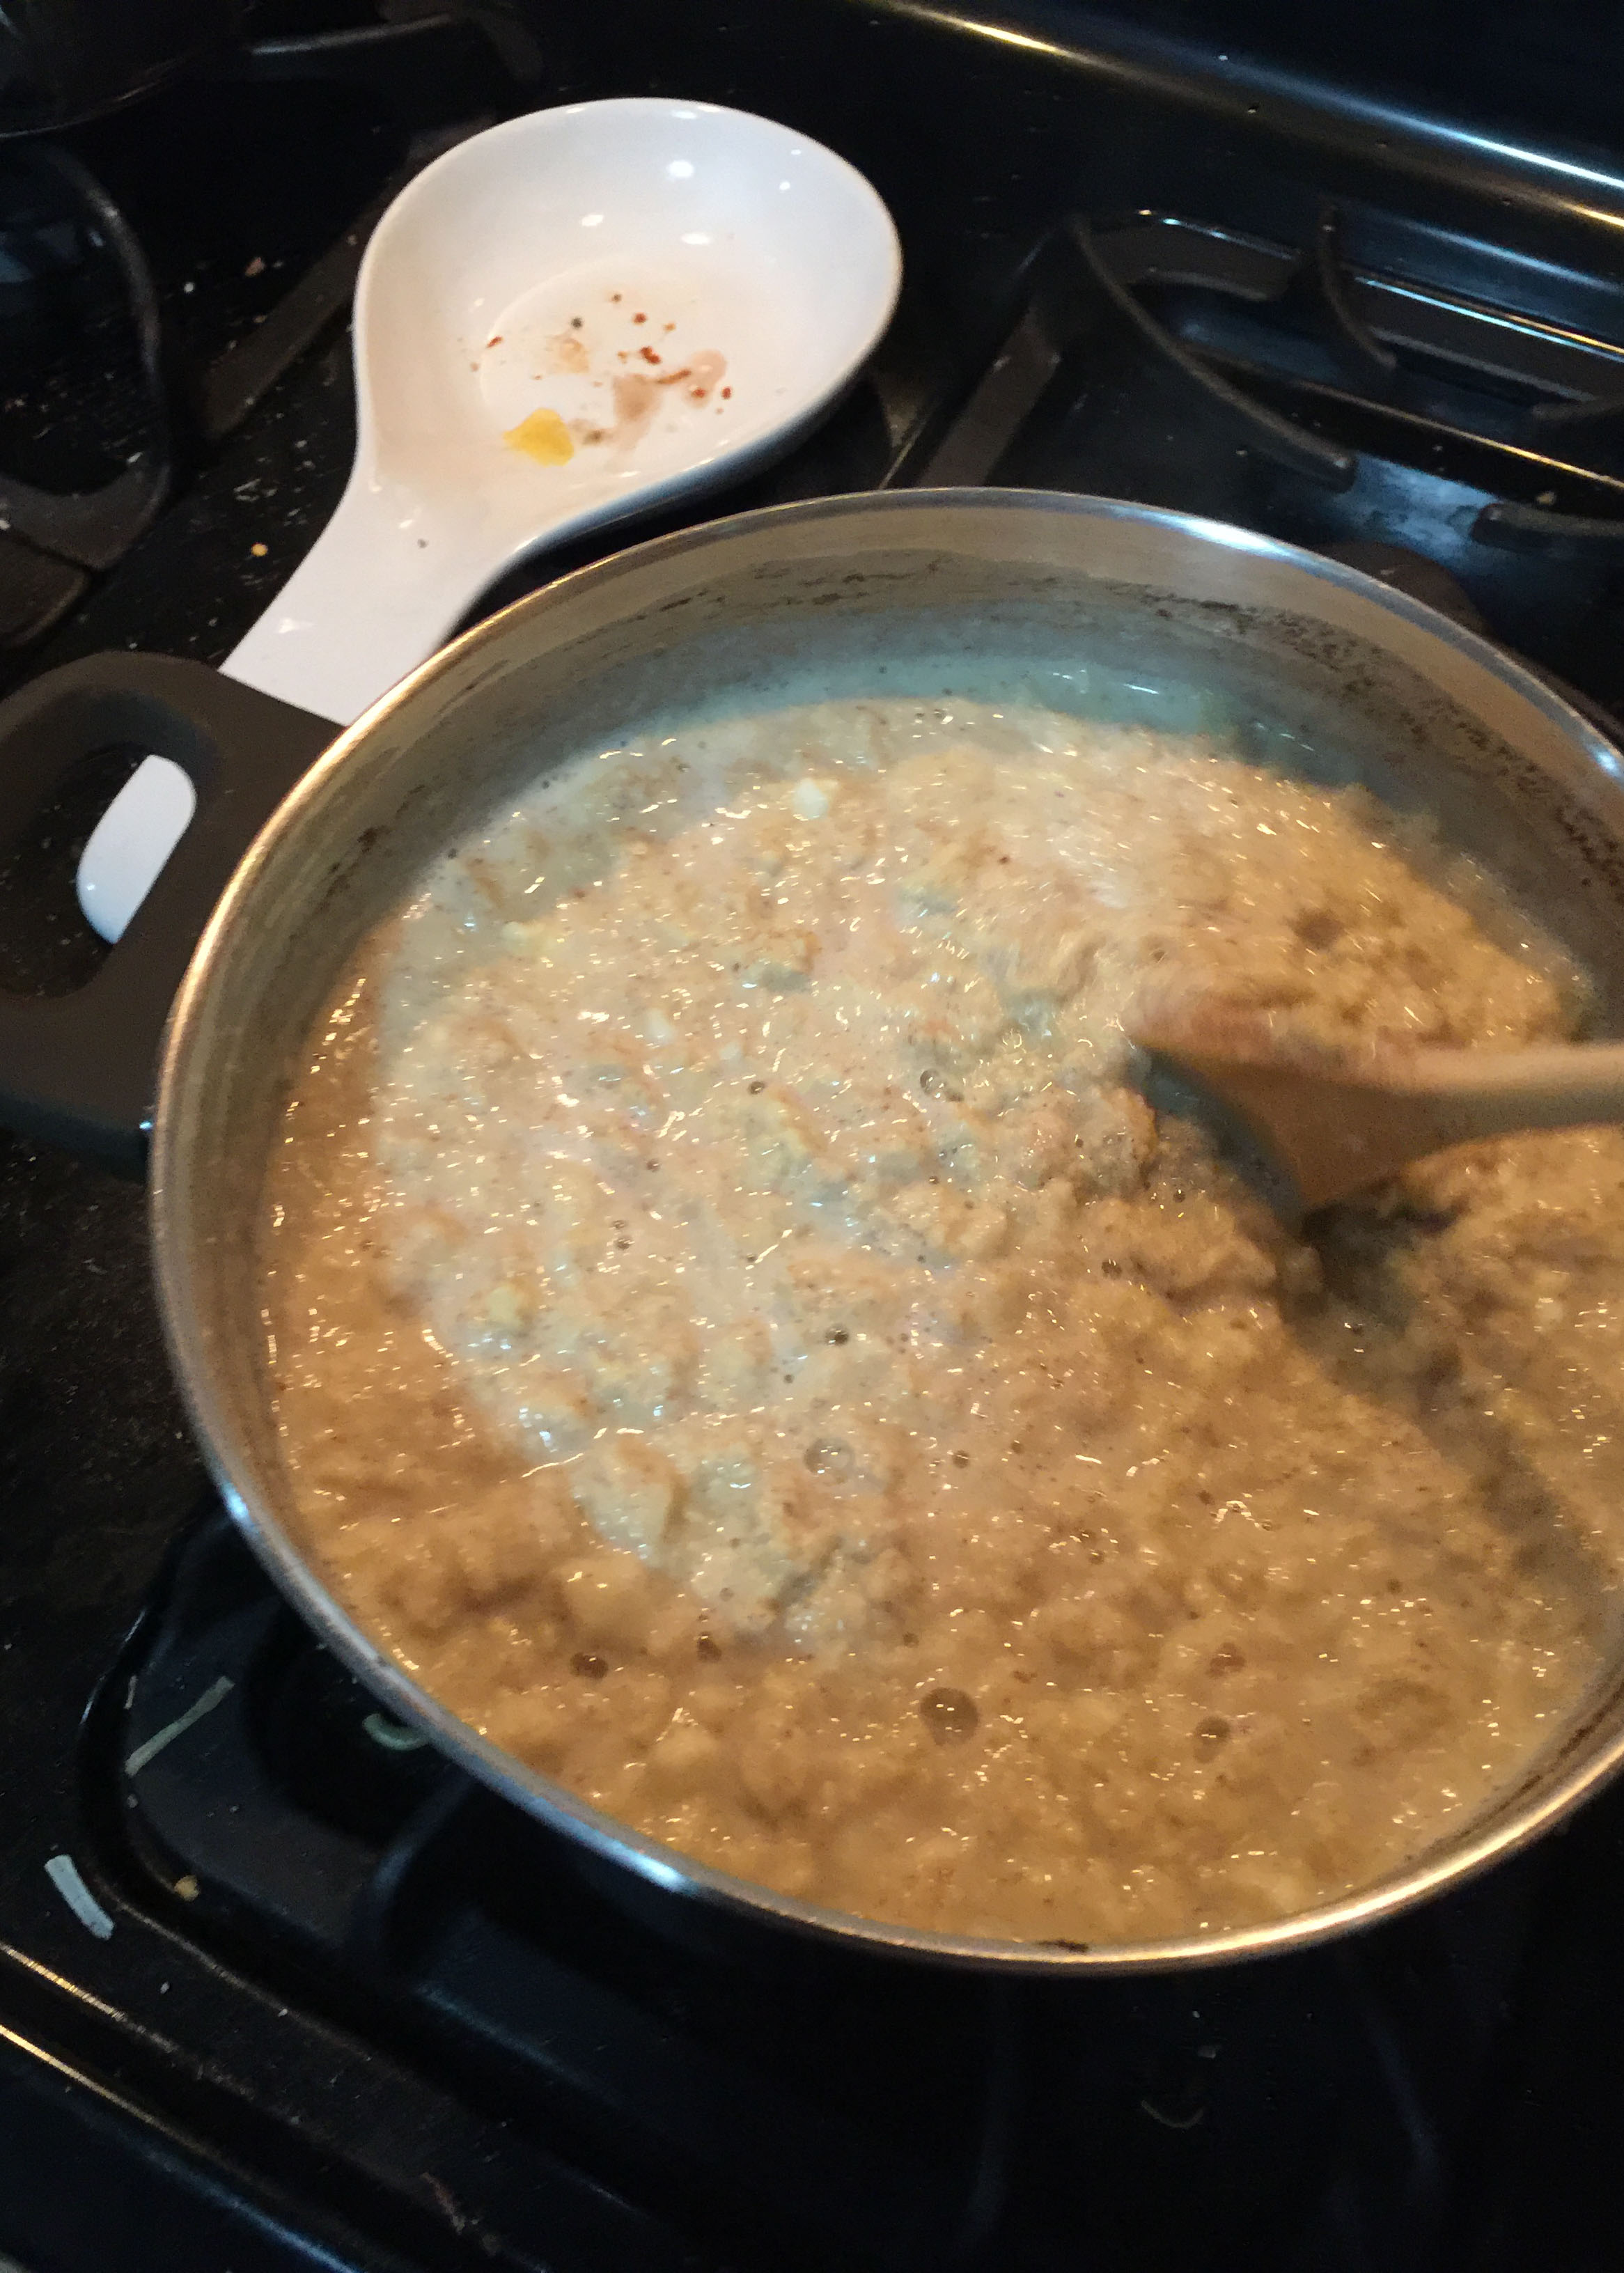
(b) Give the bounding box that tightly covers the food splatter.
[685,348,726,400]
[609,371,659,444]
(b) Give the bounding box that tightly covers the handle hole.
[0,740,146,996]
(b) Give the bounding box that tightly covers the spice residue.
[492,290,730,463]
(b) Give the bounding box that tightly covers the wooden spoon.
[1131,998,1624,1210]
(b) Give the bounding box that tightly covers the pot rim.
[153,484,1624,1973]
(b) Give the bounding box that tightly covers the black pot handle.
[0,654,336,1168]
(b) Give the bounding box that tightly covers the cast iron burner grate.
[909,203,1624,712]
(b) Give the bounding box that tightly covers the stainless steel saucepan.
[6,487,1624,1972]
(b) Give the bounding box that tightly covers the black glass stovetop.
[9,6,1624,2270]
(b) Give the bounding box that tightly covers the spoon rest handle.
[221,477,497,726]
[75,482,506,942]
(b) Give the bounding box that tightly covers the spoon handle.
[1393,1040,1624,1141]
[1136,998,1624,1212]
[1286,1039,1624,1207]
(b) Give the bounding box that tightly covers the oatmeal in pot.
[264,694,1624,1943]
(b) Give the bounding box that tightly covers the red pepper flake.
[689,386,706,399]
[721,385,732,399]
[638,345,662,364]
[632,311,647,324]
[664,321,676,332]
[486,334,503,347]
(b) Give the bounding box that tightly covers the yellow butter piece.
[504,407,574,464]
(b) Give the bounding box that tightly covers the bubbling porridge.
[263,692,1624,1944]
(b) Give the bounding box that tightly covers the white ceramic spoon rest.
[79,97,902,941]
